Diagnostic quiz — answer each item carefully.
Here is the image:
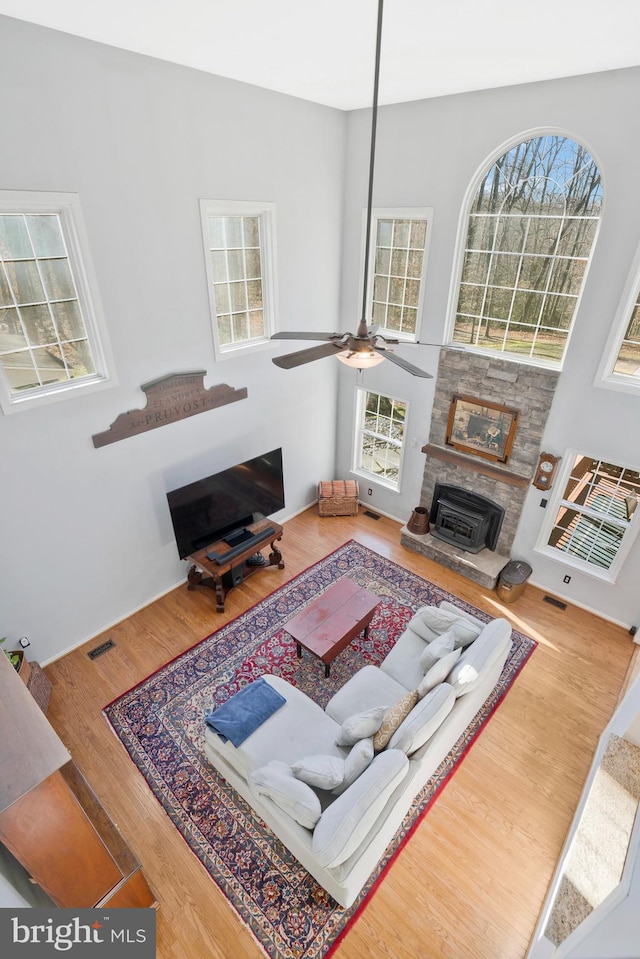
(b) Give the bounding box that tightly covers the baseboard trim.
[42,500,318,666]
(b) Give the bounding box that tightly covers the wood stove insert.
[430,483,505,553]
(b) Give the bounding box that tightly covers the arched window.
[451,135,602,365]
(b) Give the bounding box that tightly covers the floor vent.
[544,595,567,610]
[88,639,116,660]
[364,510,380,520]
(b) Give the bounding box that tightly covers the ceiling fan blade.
[271,331,341,341]
[272,342,343,369]
[374,348,433,378]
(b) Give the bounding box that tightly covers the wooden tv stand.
[186,518,284,612]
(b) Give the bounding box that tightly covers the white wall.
[335,68,640,629]
[2,16,639,658]
[0,16,344,663]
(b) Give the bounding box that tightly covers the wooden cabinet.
[0,650,155,909]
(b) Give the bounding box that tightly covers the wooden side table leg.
[296,642,302,659]
[324,662,331,678]
[215,580,226,613]
[268,538,285,570]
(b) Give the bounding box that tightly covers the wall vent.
[88,639,116,660]
[543,596,567,610]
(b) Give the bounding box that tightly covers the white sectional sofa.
[202,599,513,907]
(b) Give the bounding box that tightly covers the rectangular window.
[200,200,277,359]
[0,191,112,413]
[366,209,432,341]
[538,453,640,580]
[354,388,407,491]
[596,239,640,395]
[613,294,640,378]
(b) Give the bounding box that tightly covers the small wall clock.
[533,452,560,490]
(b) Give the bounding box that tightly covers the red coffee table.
[285,578,380,677]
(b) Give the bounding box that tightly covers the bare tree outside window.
[613,291,640,378]
[453,136,602,364]
[355,389,407,489]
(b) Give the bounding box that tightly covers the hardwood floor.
[44,508,635,959]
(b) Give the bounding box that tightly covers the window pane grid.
[547,454,639,571]
[370,217,427,338]
[457,209,588,359]
[613,292,640,378]
[207,215,265,347]
[551,512,623,569]
[453,137,602,364]
[357,390,407,489]
[0,213,94,393]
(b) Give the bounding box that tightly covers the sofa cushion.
[312,750,409,868]
[291,754,346,790]
[379,629,428,691]
[387,682,456,755]
[419,631,456,672]
[332,737,374,795]
[204,676,286,746]
[417,647,462,698]
[447,618,512,697]
[206,674,345,779]
[373,689,419,751]
[325,665,407,724]
[249,760,322,828]
[335,706,387,746]
[414,606,483,648]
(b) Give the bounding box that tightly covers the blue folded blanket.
[205,677,286,747]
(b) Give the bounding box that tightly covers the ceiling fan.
[271,0,433,380]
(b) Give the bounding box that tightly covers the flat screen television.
[166,447,285,558]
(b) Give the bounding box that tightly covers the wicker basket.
[318,480,359,517]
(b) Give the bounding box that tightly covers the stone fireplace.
[401,350,560,588]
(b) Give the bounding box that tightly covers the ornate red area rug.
[104,541,536,959]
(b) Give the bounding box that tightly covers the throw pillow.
[417,647,462,698]
[413,606,464,633]
[410,606,483,644]
[373,689,419,751]
[332,737,374,795]
[249,760,322,828]
[335,705,387,746]
[419,630,456,672]
[449,620,482,648]
[291,754,346,791]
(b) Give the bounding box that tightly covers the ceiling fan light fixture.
[336,349,385,370]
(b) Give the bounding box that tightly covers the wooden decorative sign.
[92,372,247,448]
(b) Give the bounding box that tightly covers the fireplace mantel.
[422,443,531,489]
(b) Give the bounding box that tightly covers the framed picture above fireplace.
[445,394,519,463]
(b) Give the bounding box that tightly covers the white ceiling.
[1,0,639,110]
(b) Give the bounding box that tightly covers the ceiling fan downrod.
[359,0,385,340]
[269,0,432,378]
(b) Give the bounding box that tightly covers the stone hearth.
[401,525,508,589]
